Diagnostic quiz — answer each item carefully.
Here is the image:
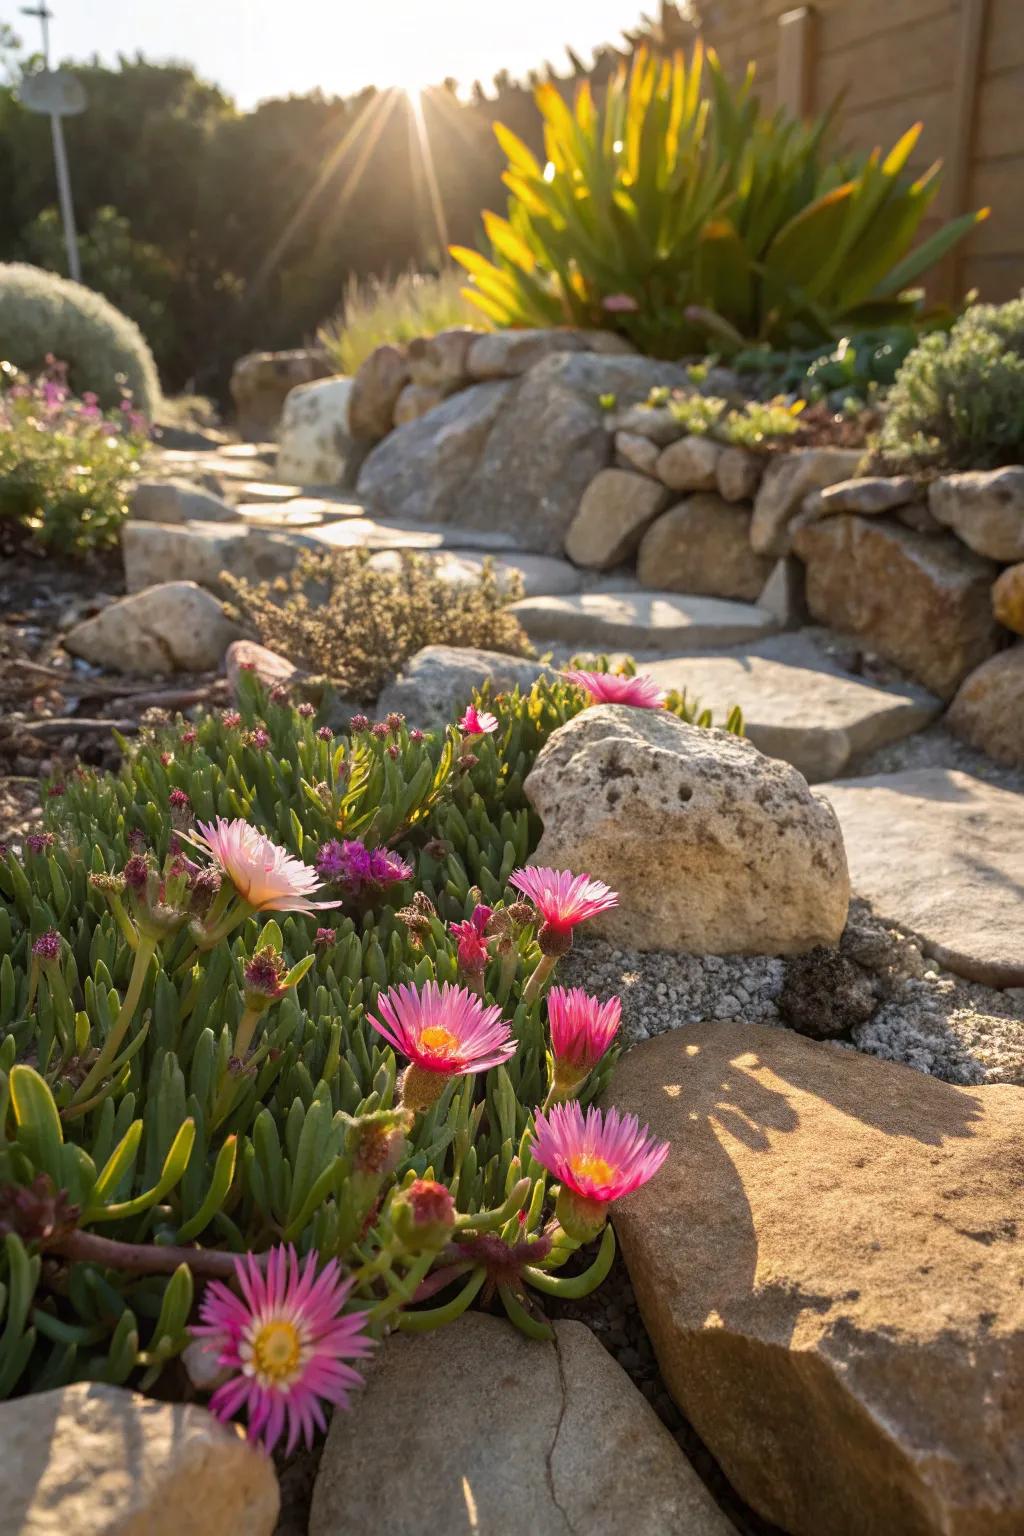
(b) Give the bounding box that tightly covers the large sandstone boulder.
[750,447,862,555]
[310,1314,734,1536]
[64,581,241,674]
[564,468,669,569]
[793,515,1000,698]
[359,353,688,554]
[375,644,545,731]
[947,646,1024,767]
[636,496,774,602]
[276,376,355,486]
[0,1381,279,1534]
[929,466,1024,561]
[823,768,1024,987]
[230,346,330,441]
[610,1023,1024,1536]
[525,705,849,954]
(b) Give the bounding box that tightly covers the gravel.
[560,899,1024,1086]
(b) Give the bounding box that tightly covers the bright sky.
[8,1,652,106]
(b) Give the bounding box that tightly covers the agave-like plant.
[452,45,987,356]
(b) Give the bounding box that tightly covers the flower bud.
[391,1178,456,1253]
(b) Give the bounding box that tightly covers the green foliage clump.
[454,46,985,357]
[0,360,147,554]
[732,326,923,412]
[222,549,534,705]
[875,297,1024,472]
[319,270,481,376]
[644,385,803,448]
[0,263,161,416]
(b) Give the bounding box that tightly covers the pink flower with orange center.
[368,980,516,1111]
[531,1100,669,1240]
[546,986,621,1095]
[193,1244,372,1454]
[563,669,667,710]
[509,867,618,943]
[458,704,498,736]
[188,816,339,913]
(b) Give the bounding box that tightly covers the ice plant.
[509,867,619,1002]
[391,1178,457,1252]
[562,669,667,710]
[193,1245,372,1454]
[450,903,492,991]
[188,817,338,916]
[531,1101,669,1241]
[368,980,516,1112]
[546,987,621,1101]
[458,703,498,736]
[315,839,413,904]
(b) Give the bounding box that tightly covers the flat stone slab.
[308,518,521,554]
[232,480,303,502]
[309,1313,735,1536]
[823,768,1024,986]
[369,548,582,597]
[645,633,941,781]
[509,590,780,651]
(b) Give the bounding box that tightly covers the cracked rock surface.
[308,1312,735,1535]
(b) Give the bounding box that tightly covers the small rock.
[805,474,917,518]
[131,479,237,525]
[405,327,479,390]
[64,581,241,674]
[757,555,806,626]
[392,381,446,426]
[715,445,762,503]
[122,520,298,594]
[992,561,1024,635]
[947,645,1024,767]
[564,468,669,569]
[0,1381,278,1534]
[309,1314,736,1536]
[230,346,331,441]
[612,403,685,446]
[276,375,355,487]
[225,638,298,694]
[636,495,774,602]
[656,434,722,492]
[896,501,944,535]
[375,644,545,731]
[751,447,863,555]
[929,465,1024,561]
[793,515,1001,699]
[525,705,850,953]
[615,430,661,476]
[779,946,876,1037]
[349,343,410,441]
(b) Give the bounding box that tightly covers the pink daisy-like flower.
[531,1100,669,1239]
[188,817,339,913]
[509,867,618,940]
[369,980,516,1111]
[450,903,492,983]
[546,986,621,1093]
[563,669,667,710]
[193,1244,373,1455]
[458,703,498,736]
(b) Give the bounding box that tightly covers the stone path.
[510,591,780,651]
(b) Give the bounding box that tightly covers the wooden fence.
[693,0,1023,304]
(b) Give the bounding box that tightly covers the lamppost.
[19,3,82,282]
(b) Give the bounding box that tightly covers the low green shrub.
[222,549,534,705]
[874,296,1024,471]
[0,263,161,417]
[732,326,923,411]
[319,269,480,376]
[0,668,735,1432]
[644,385,803,447]
[0,359,148,555]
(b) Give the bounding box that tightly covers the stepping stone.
[611,1022,1024,1536]
[369,549,583,598]
[310,1313,736,1536]
[509,590,780,651]
[645,632,941,781]
[823,768,1024,986]
[231,480,302,503]
[234,502,326,529]
[309,518,521,554]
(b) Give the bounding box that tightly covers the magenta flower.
[509,867,618,938]
[601,293,639,313]
[450,903,492,984]
[547,986,621,1095]
[458,704,498,736]
[188,817,338,913]
[563,669,667,710]
[315,839,412,900]
[369,980,516,1110]
[531,1101,669,1240]
[31,929,63,962]
[193,1245,372,1454]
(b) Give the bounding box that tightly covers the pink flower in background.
[193,1245,372,1454]
[369,980,515,1077]
[450,903,492,980]
[315,839,412,898]
[601,293,639,313]
[531,1101,668,1204]
[509,867,618,936]
[563,670,667,710]
[188,817,338,913]
[547,987,621,1088]
[458,704,498,736]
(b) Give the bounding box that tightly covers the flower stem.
[71,935,156,1106]
[49,1229,249,1279]
[522,953,557,1006]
